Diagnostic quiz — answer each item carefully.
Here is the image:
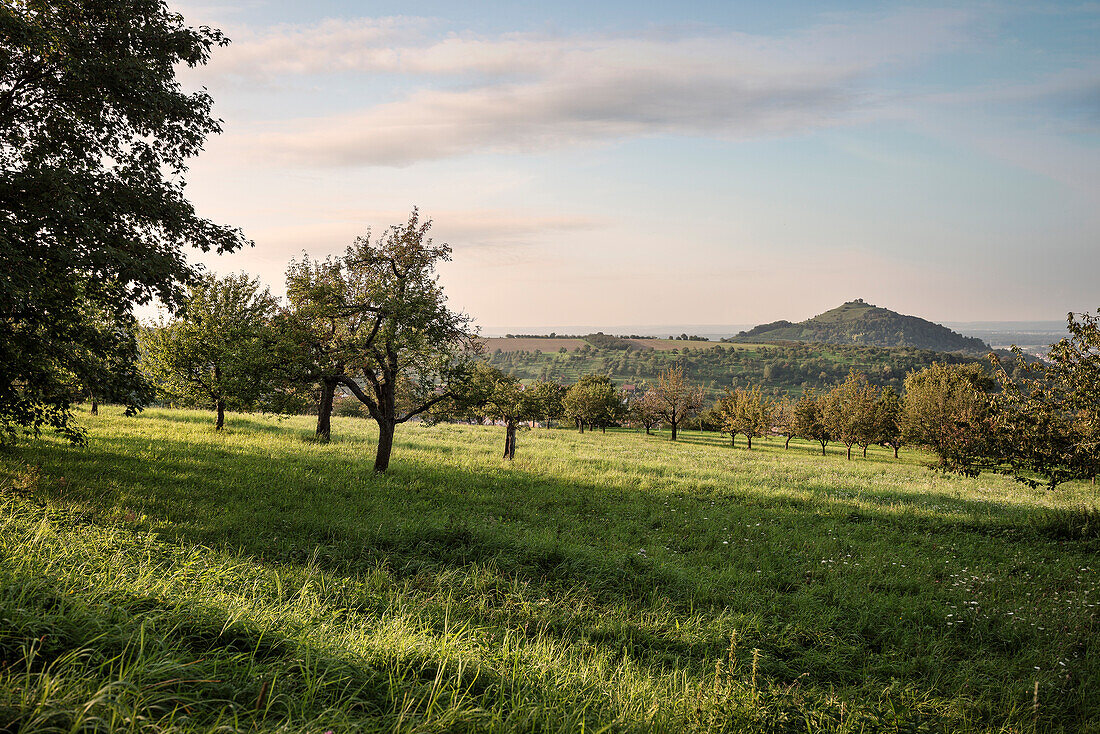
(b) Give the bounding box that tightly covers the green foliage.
[282,210,479,470]
[485,340,987,400]
[793,388,831,455]
[825,370,880,459]
[717,386,774,449]
[281,243,392,437]
[902,363,997,477]
[451,363,540,458]
[734,300,989,353]
[139,274,279,429]
[0,0,246,441]
[584,332,633,350]
[2,407,1098,731]
[991,309,1100,490]
[874,386,904,457]
[563,375,624,432]
[527,379,567,427]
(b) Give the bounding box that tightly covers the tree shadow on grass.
[11,418,1070,599]
[132,407,345,440]
[650,429,927,469]
[0,567,625,732]
[8,415,1100,729]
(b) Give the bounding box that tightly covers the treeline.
[457,328,1100,491]
[631,336,1100,490]
[486,340,1003,397]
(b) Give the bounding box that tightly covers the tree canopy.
[991,309,1100,489]
[0,0,247,440]
[717,385,774,449]
[308,210,479,472]
[140,274,279,429]
[563,375,624,433]
[901,362,996,476]
[649,366,704,441]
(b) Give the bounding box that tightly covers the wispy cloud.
[196,9,976,167]
[239,74,856,166]
[242,208,604,257]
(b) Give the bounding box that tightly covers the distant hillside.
[732,300,990,353]
[485,339,992,400]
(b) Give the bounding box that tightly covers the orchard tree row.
[624,344,1100,491]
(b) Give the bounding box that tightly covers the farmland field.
[2,407,1098,732]
[480,337,589,353]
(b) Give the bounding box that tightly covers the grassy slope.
[1,407,1098,732]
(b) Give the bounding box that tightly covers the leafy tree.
[1,0,247,441]
[989,309,1100,489]
[901,362,996,476]
[650,366,704,441]
[563,375,623,433]
[322,210,479,472]
[794,388,831,456]
[826,370,879,460]
[61,298,151,422]
[281,253,386,441]
[630,389,663,435]
[527,379,566,428]
[718,385,774,449]
[693,402,724,432]
[485,369,538,459]
[874,386,904,458]
[773,395,797,449]
[140,274,278,430]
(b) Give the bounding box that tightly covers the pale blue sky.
[171,0,1100,328]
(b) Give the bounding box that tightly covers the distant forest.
[484,341,1005,398]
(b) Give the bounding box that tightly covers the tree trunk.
[846,444,852,460]
[578,418,584,434]
[747,435,752,450]
[893,445,899,459]
[90,398,98,416]
[601,425,605,434]
[862,445,868,458]
[316,380,335,442]
[730,433,735,447]
[820,440,827,456]
[374,419,395,472]
[645,425,651,435]
[215,399,225,431]
[503,421,517,460]
[670,421,678,441]
[784,435,791,450]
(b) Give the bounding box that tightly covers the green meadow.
[1,407,1098,732]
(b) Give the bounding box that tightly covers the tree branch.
[337,375,382,422]
[397,390,453,424]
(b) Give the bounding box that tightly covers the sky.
[168,0,1100,330]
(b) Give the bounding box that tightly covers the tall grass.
[1,406,1097,732]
